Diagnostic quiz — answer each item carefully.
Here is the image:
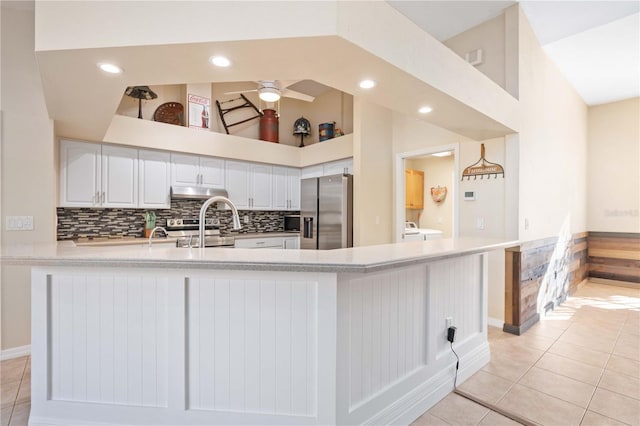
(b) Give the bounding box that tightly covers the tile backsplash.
[57,199,298,240]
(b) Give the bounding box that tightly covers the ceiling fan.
[224,80,315,103]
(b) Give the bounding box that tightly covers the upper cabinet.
[405,169,424,210]
[226,161,273,210]
[272,166,301,211]
[139,150,171,209]
[302,158,353,179]
[101,145,139,208]
[59,140,138,208]
[170,153,225,189]
[59,140,102,207]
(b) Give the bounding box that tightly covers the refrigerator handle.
[303,217,314,239]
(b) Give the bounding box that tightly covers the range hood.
[170,186,229,200]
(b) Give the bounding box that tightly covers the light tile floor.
[415,281,640,425]
[0,281,637,426]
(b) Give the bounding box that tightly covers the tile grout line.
[4,357,27,426]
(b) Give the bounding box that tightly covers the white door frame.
[395,143,460,242]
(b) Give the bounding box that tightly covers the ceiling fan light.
[259,87,281,102]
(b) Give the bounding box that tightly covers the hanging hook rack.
[461,143,505,181]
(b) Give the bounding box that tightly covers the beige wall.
[405,156,454,237]
[517,8,588,240]
[1,5,56,350]
[116,84,184,122]
[459,138,506,239]
[444,14,506,91]
[587,97,640,232]
[353,98,393,246]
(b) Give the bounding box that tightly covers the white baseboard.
[1,344,30,361]
[487,317,504,329]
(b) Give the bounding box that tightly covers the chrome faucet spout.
[148,226,168,247]
[198,196,242,248]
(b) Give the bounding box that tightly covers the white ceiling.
[388,1,640,105]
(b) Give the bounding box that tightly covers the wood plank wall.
[588,232,640,283]
[504,232,589,335]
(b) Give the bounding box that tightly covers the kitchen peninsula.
[3,237,514,425]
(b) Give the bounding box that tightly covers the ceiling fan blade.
[281,88,315,102]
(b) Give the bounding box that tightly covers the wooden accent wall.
[588,232,640,283]
[504,232,589,335]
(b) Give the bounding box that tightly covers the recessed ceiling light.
[418,106,433,114]
[209,56,231,67]
[432,151,452,157]
[98,62,122,74]
[359,79,376,89]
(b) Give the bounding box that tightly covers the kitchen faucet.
[148,226,168,247]
[198,196,242,248]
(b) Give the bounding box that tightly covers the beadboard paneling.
[345,266,427,407]
[188,278,318,416]
[428,255,483,359]
[50,274,169,407]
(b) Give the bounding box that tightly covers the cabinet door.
[59,140,101,207]
[139,150,171,209]
[225,161,250,209]
[171,153,200,187]
[249,164,273,210]
[271,166,288,210]
[301,164,323,179]
[405,169,424,209]
[200,157,226,189]
[284,236,300,249]
[287,167,301,210]
[323,158,352,176]
[101,145,138,208]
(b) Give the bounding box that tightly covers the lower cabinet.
[235,235,300,249]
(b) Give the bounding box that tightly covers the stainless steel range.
[166,218,235,248]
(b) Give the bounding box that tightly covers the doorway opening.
[395,144,460,242]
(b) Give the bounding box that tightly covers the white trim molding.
[487,317,504,329]
[1,344,31,361]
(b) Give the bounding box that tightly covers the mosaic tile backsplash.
[57,199,298,240]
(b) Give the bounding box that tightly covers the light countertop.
[67,232,300,247]
[1,237,516,273]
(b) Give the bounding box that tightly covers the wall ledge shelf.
[101,115,353,168]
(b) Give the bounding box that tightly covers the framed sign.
[188,93,210,130]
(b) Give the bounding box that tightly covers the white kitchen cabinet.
[323,158,353,176]
[234,236,285,249]
[101,145,138,208]
[234,235,299,249]
[272,166,301,211]
[171,153,225,189]
[226,160,272,210]
[60,141,138,208]
[284,236,300,249]
[301,164,323,179]
[59,140,102,207]
[139,149,171,209]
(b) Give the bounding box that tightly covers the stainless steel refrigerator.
[300,174,353,250]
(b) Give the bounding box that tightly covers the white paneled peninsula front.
[3,238,514,426]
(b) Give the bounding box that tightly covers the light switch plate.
[6,216,34,231]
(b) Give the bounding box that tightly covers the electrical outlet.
[243,215,250,224]
[476,217,485,230]
[6,216,33,231]
[445,317,453,329]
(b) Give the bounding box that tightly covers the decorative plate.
[431,186,447,203]
[154,102,184,125]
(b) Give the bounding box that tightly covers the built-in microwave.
[284,215,300,232]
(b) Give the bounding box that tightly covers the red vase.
[259,109,279,143]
